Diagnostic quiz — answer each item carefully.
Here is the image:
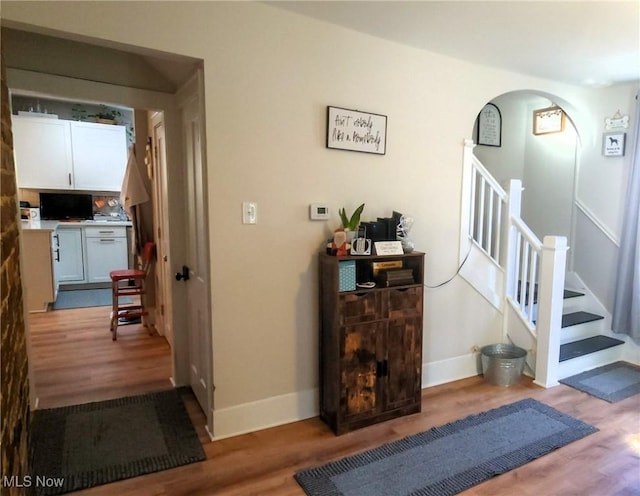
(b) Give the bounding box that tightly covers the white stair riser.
[562,297,587,314]
[558,346,624,380]
[560,320,606,343]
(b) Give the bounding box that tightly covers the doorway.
[6,31,214,434]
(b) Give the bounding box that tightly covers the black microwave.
[39,193,93,220]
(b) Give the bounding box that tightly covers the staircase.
[557,280,625,379]
[460,139,628,386]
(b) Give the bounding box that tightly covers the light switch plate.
[242,201,257,224]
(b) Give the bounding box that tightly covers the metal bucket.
[481,343,527,386]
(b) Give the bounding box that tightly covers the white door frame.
[9,67,215,437]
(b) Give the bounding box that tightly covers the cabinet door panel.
[86,237,128,283]
[341,322,385,418]
[339,291,386,325]
[386,317,422,410]
[13,117,73,189]
[71,122,127,192]
[55,228,85,283]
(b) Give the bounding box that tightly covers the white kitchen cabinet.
[71,121,127,192]
[84,226,128,283]
[12,116,74,190]
[11,116,127,192]
[55,227,85,284]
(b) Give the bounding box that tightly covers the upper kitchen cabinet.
[12,116,128,192]
[71,121,127,192]
[12,116,74,190]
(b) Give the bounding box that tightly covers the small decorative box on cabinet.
[319,251,425,434]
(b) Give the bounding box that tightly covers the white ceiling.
[268,1,640,88]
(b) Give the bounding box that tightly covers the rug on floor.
[29,389,205,496]
[53,288,131,310]
[295,398,597,496]
[559,361,640,403]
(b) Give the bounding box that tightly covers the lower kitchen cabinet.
[320,251,425,434]
[84,227,128,283]
[21,229,56,312]
[55,227,85,283]
[55,225,129,285]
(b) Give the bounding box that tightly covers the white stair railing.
[461,140,567,387]
[460,140,507,265]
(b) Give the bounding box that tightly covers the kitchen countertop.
[21,219,133,231]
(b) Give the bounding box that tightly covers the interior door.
[181,86,213,428]
[150,115,173,347]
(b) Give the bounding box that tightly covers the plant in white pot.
[338,203,365,241]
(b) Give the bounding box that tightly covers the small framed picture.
[476,103,501,147]
[603,132,626,157]
[533,106,565,135]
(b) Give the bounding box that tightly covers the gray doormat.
[53,288,131,310]
[295,398,596,496]
[559,361,640,403]
[29,389,205,495]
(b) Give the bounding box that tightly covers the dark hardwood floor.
[28,306,640,495]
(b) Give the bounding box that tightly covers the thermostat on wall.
[310,204,330,220]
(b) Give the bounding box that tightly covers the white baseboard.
[212,388,319,441]
[422,353,481,388]
[211,355,483,441]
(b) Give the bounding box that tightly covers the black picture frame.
[477,103,502,147]
[326,106,387,155]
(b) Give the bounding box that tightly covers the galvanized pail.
[480,343,527,386]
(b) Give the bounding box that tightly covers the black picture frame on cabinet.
[476,103,502,147]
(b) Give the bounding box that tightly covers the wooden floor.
[29,306,640,495]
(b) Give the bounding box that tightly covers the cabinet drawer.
[339,292,386,325]
[84,226,126,238]
[388,287,423,319]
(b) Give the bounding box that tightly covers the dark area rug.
[559,361,640,403]
[29,389,205,495]
[53,288,131,310]
[295,398,597,496]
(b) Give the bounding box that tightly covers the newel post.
[534,235,568,388]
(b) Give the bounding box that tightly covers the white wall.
[3,1,630,438]
[571,82,638,312]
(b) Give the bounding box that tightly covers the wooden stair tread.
[559,335,624,362]
[562,311,604,328]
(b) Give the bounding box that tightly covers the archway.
[471,90,581,249]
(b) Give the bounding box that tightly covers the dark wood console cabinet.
[319,251,425,434]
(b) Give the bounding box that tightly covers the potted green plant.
[89,105,121,124]
[338,203,365,239]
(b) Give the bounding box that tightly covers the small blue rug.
[295,398,597,496]
[560,361,640,403]
[53,289,131,310]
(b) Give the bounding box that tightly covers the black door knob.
[175,265,190,281]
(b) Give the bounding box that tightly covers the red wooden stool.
[109,241,155,340]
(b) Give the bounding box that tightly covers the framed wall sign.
[603,132,626,157]
[533,106,565,135]
[476,103,501,147]
[326,106,387,155]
